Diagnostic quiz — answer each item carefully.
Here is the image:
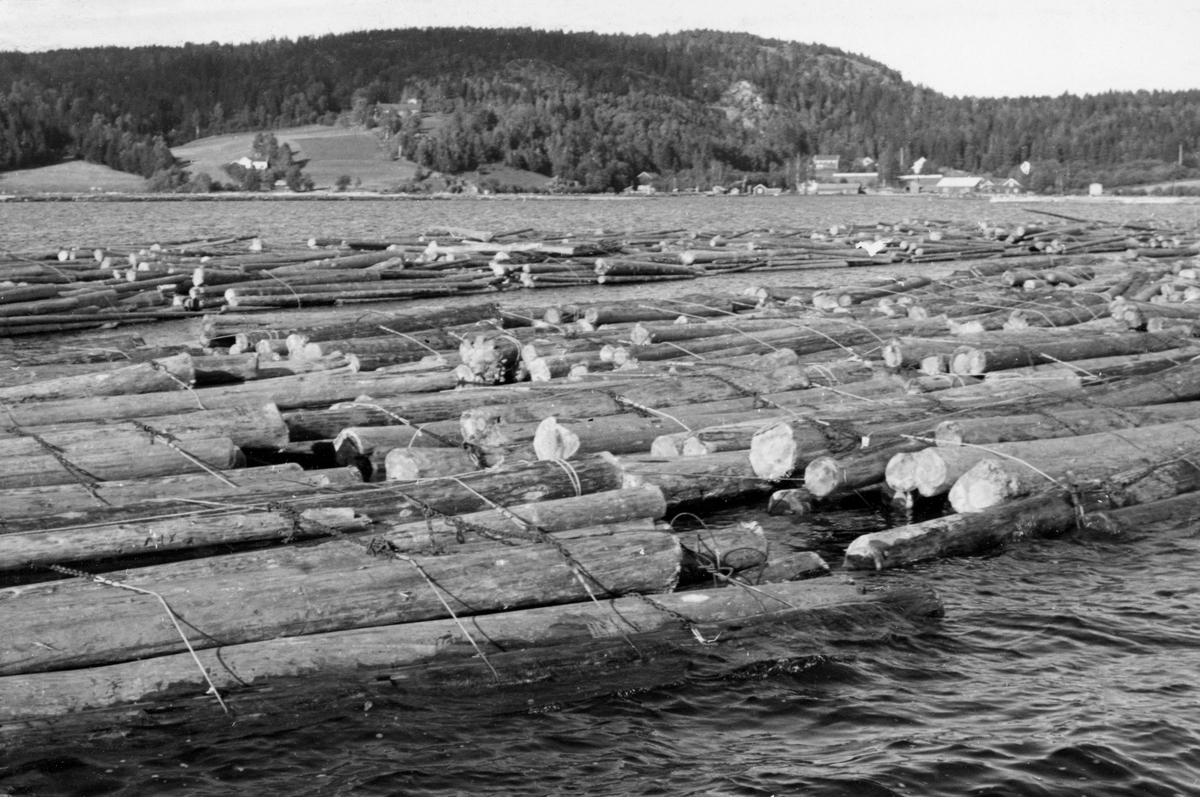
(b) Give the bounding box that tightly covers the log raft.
[6,217,1200,722]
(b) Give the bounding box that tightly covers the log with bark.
[0,352,195,403]
[0,463,360,520]
[944,419,1200,512]
[2,517,681,675]
[843,444,1200,570]
[0,428,242,490]
[0,578,938,723]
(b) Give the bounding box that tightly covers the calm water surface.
[2,196,1200,796]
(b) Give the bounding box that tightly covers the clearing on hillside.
[171,125,422,190]
[0,161,146,194]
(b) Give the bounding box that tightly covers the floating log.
[384,447,483,480]
[620,451,774,506]
[0,506,372,573]
[845,439,1200,571]
[3,402,290,451]
[804,438,932,498]
[0,369,461,428]
[0,578,930,722]
[945,419,1200,512]
[3,519,681,675]
[0,430,242,490]
[908,418,1200,501]
[934,401,1200,446]
[948,330,1184,375]
[0,352,195,403]
[0,463,360,520]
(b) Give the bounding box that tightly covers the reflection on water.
[3,197,1200,796]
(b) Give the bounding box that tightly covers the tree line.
[1,28,1198,191]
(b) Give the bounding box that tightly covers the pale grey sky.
[0,0,1196,98]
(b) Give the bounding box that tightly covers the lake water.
[3,195,1200,797]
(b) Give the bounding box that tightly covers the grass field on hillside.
[0,161,147,194]
[171,125,422,190]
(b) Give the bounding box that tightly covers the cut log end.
[533,417,581,461]
[748,421,799,481]
[948,459,1023,514]
[803,457,844,499]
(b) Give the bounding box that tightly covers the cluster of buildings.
[805,154,1024,195]
[623,155,1028,197]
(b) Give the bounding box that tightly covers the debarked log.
[0,578,921,722]
[0,524,683,675]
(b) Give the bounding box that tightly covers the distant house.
[812,155,840,178]
[752,184,785,196]
[935,176,984,194]
[996,177,1024,194]
[804,181,862,195]
[898,174,944,193]
[234,156,269,171]
[637,171,659,185]
[832,172,879,186]
[812,154,840,172]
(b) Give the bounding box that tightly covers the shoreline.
[3,189,1198,205]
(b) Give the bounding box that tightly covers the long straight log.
[0,507,373,573]
[949,330,1185,375]
[291,330,462,361]
[845,439,1200,571]
[2,454,629,541]
[0,578,911,722]
[619,451,774,506]
[3,403,289,450]
[934,401,1200,446]
[910,418,1200,501]
[0,352,195,403]
[844,493,1079,570]
[0,464,360,520]
[0,431,241,490]
[2,522,680,675]
[199,302,501,348]
[946,419,1200,512]
[803,438,932,498]
[0,369,460,428]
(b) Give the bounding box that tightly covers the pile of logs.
[7,210,1200,728]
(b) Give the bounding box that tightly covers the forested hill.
[2,27,1199,191]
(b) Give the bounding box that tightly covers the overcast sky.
[1,0,1197,98]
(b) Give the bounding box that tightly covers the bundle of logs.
[6,210,1200,730]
